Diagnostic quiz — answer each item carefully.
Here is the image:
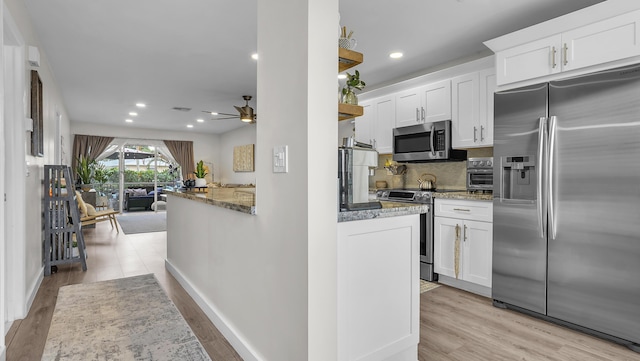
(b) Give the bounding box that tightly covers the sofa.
[124,186,163,211]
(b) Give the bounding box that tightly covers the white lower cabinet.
[434,199,493,292]
[337,215,420,361]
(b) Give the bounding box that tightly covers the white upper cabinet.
[496,35,562,86]
[395,88,422,128]
[354,96,395,154]
[452,68,495,148]
[562,10,640,72]
[395,80,451,129]
[422,80,451,123]
[478,68,496,146]
[354,101,373,145]
[374,96,395,154]
[493,9,640,86]
[451,73,479,148]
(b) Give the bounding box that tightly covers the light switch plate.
[273,145,288,173]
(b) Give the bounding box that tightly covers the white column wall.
[305,0,339,359]
[167,0,338,360]
[0,1,6,358]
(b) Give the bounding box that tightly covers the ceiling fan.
[202,95,257,124]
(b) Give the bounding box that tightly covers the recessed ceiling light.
[210,112,218,116]
[251,53,258,60]
[136,103,146,108]
[129,112,138,116]
[125,119,133,123]
[389,52,404,59]
[338,74,347,79]
[186,124,194,128]
[196,118,204,123]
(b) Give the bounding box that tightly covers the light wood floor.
[6,215,640,360]
[5,212,242,361]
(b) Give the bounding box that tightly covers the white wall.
[166,0,338,360]
[218,125,256,185]
[3,0,72,328]
[71,122,221,183]
[0,2,5,357]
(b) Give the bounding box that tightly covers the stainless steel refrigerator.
[493,63,640,351]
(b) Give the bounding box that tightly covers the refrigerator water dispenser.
[500,155,536,201]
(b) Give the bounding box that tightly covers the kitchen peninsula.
[166,185,424,361]
[164,186,256,215]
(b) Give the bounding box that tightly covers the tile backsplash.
[372,147,493,190]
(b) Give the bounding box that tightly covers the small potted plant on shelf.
[76,155,95,191]
[193,160,208,188]
[341,69,366,105]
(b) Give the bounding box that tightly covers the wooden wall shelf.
[338,103,364,121]
[338,48,363,73]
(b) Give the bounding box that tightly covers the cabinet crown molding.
[484,0,640,53]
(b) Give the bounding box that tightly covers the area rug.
[42,274,211,361]
[116,212,166,234]
[420,280,441,293]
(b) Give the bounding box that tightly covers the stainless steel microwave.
[392,120,467,162]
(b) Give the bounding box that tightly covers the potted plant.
[193,160,208,187]
[76,155,95,191]
[341,70,366,105]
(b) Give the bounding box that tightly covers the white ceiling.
[23,0,604,135]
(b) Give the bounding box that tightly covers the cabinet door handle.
[464,225,468,242]
[453,208,470,212]
[416,108,420,122]
[454,224,461,279]
[473,126,478,142]
[480,125,485,142]
[421,107,425,122]
[551,46,557,69]
[563,43,568,66]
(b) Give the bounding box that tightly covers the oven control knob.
[487,160,492,167]
[472,161,479,166]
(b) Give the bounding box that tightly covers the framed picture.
[233,144,255,172]
[31,70,43,157]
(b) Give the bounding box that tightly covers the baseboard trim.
[25,267,44,316]
[4,321,12,337]
[0,344,6,361]
[165,260,263,361]
[437,275,491,298]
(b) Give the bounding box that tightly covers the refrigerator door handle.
[537,117,547,239]
[548,115,558,240]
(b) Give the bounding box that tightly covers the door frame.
[2,1,27,338]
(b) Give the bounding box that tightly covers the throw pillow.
[133,188,147,196]
[85,203,97,216]
[75,191,88,217]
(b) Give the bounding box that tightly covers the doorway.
[96,139,179,213]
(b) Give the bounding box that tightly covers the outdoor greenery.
[76,155,95,184]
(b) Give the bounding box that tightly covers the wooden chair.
[80,209,120,233]
[76,190,120,233]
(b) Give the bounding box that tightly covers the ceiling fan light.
[241,107,254,122]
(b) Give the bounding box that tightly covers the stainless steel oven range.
[376,188,437,281]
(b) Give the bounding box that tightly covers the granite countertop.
[432,191,493,201]
[164,187,256,215]
[338,201,429,223]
